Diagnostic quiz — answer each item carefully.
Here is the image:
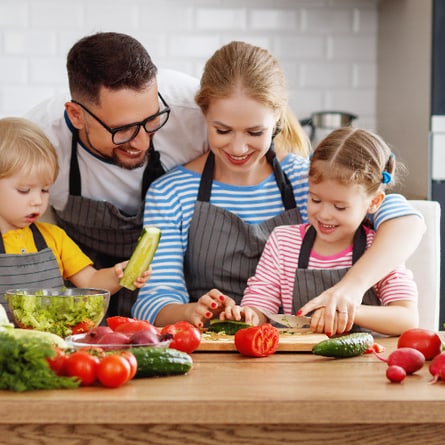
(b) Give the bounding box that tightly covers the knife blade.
[262,310,311,328]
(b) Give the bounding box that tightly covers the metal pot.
[300,111,358,145]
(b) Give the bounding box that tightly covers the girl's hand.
[219,305,261,326]
[115,261,152,289]
[298,282,360,336]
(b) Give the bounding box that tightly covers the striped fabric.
[132,153,421,323]
[242,224,418,315]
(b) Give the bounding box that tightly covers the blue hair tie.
[382,171,392,184]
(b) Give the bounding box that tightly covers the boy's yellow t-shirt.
[1,222,93,280]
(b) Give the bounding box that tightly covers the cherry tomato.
[161,321,201,354]
[46,347,68,376]
[65,351,100,386]
[115,320,159,335]
[234,323,279,358]
[107,316,137,331]
[397,328,443,360]
[71,319,96,334]
[97,354,131,388]
[120,351,138,379]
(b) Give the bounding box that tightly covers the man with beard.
[25,32,207,318]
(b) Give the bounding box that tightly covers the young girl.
[0,117,151,319]
[228,127,418,336]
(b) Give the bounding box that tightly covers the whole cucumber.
[312,332,374,358]
[128,346,193,378]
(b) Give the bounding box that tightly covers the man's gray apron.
[291,225,381,332]
[185,148,302,304]
[0,224,64,322]
[53,130,165,317]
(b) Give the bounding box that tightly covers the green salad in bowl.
[5,288,110,338]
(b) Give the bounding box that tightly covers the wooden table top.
[2,334,445,427]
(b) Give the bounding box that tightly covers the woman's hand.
[189,289,234,328]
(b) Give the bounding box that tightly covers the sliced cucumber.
[207,319,252,335]
[120,226,161,291]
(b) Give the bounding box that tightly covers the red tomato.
[106,316,137,331]
[397,328,443,360]
[97,354,131,388]
[65,351,100,386]
[120,351,138,379]
[71,318,96,334]
[115,320,159,335]
[46,347,68,376]
[234,323,280,358]
[161,321,201,354]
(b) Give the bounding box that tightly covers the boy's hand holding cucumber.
[119,226,161,291]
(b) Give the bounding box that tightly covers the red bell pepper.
[234,323,280,357]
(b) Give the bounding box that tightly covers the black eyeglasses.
[71,93,171,145]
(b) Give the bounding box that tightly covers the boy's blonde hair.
[0,117,59,183]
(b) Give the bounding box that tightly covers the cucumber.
[312,332,374,358]
[0,326,67,348]
[128,346,193,378]
[120,226,161,291]
[207,319,251,335]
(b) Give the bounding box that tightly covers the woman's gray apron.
[291,225,381,332]
[184,148,302,304]
[53,130,165,317]
[0,224,64,322]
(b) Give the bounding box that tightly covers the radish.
[429,352,445,383]
[374,347,425,374]
[386,365,406,383]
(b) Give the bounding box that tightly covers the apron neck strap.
[0,223,48,254]
[298,225,367,269]
[197,142,297,210]
[69,131,164,200]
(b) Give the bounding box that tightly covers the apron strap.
[69,131,163,200]
[140,139,166,199]
[265,142,297,210]
[197,142,297,209]
[298,225,367,269]
[0,223,49,254]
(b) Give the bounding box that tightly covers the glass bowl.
[5,287,110,338]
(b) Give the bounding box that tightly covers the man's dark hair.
[67,32,157,104]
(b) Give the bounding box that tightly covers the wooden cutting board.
[197,329,328,352]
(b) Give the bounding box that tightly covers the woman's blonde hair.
[0,117,59,183]
[195,41,310,157]
[309,127,399,194]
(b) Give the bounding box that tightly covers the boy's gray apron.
[291,225,381,332]
[0,224,64,322]
[53,130,165,317]
[185,148,302,304]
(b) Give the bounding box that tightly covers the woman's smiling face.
[205,91,278,183]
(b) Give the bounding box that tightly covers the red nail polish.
[296,310,303,316]
[206,311,212,318]
[198,322,203,328]
[211,302,217,309]
[219,295,225,301]
[326,332,332,338]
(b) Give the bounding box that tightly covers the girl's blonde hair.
[309,127,398,194]
[0,117,59,183]
[195,41,310,157]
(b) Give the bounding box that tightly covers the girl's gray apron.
[53,130,165,317]
[291,225,381,332]
[185,148,302,304]
[0,224,64,322]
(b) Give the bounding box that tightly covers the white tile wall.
[0,0,378,129]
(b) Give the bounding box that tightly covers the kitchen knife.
[262,310,311,329]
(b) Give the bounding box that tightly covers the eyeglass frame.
[71,93,171,145]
